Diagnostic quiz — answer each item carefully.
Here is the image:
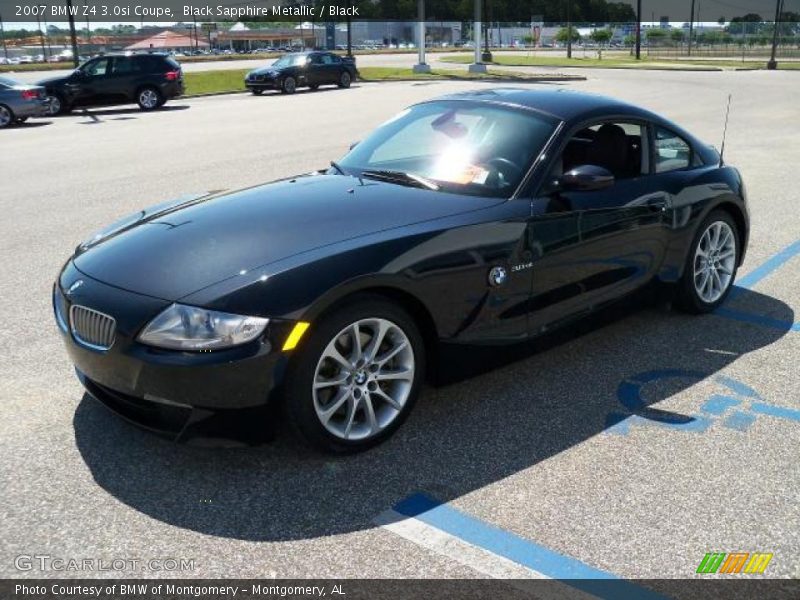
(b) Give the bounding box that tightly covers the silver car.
[0,76,50,128]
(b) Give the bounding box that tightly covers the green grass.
[182,66,583,96]
[439,53,800,71]
[184,69,250,95]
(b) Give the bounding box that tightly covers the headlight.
[138,304,269,351]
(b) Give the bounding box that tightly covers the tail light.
[21,89,38,100]
[165,70,181,81]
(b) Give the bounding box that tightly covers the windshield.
[338,100,558,198]
[272,54,307,68]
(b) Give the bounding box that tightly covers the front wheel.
[46,93,70,115]
[136,86,162,111]
[280,76,296,94]
[283,296,425,453]
[675,210,740,314]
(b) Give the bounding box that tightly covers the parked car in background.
[245,51,357,95]
[38,53,184,115]
[0,76,49,128]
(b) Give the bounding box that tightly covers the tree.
[645,28,667,46]
[555,26,581,44]
[590,29,612,46]
[671,29,685,44]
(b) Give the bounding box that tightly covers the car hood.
[249,66,280,76]
[37,75,71,86]
[72,174,500,301]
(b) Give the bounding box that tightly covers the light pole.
[688,0,696,56]
[65,0,79,68]
[413,0,430,73]
[469,0,486,73]
[566,0,572,59]
[0,12,7,60]
[635,0,642,59]
[767,0,785,70]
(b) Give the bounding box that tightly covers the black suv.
[39,53,184,115]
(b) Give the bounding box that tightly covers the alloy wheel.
[693,220,736,304]
[283,77,296,93]
[312,317,414,441]
[0,106,11,127]
[139,89,159,109]
[46,96,61,115]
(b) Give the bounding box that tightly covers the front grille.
[70,305,116,350]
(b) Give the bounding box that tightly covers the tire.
[251,89,264,95]
[46,93,70,115]
[0,104,15,128]
[283,295,425,453]
[337,71,352,88]
[136,86,162,111]
[280,76,297,94]
[674,209,740,314]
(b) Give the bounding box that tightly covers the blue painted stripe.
[393,494,668,600]
[750,402,800,423]
[734,239,800,290]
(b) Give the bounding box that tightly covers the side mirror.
[558,165,614,192]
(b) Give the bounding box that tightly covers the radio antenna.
[719,94,732,166]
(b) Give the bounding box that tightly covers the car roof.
[431,88,658,123]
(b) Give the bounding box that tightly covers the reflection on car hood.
[37,75,74,87]
[249,67,279,76]
[73,174,500,301]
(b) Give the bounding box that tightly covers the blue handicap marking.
[715,239,800,331]
[605,369,800,436]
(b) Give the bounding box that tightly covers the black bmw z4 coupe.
[54,89,749,453]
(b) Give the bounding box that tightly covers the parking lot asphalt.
[1,70,798,584]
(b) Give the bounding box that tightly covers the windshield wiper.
[329,160,346,175]
[361,169,440,191]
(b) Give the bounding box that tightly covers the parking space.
[1,70,798,586]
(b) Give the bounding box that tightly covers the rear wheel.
[337,71,352,88]
[0,105,14,128]
[283,296,425,453]
[136,86,162,111]
[280,76,297,94]
[675,210,740,313]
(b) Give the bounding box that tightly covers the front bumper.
[56,261,293,440]
[245,76,277,91]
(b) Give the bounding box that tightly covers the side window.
[654,127,692,173]
[309,54,323,65]
[554,121,647,180]
[84,58,110,77]
[322,54,335,65]
[330,54,342,64]
[111,57,135,75]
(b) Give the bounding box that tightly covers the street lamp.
[635,0,641,60]
[566,0,572,59]
[0,12,7,61]
[767,0,785,70]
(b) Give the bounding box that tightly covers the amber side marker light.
[282,322,311,351]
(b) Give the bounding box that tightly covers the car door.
[527,119,671,333]
[78,57,116,106]
[305,53,325,86]
[106,56,138,103]
[321,53,340,84]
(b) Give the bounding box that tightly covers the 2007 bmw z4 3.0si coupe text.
[54,89,749,453]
